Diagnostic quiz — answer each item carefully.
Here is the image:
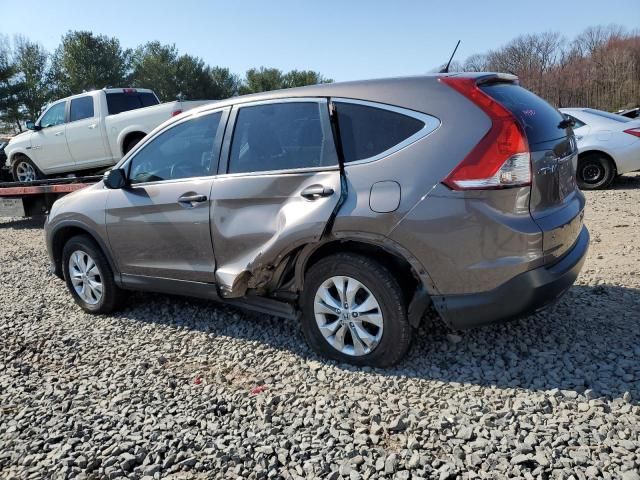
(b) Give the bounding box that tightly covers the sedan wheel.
[577,154,616,190]
[314,275,384,356]
[68,250,103,305]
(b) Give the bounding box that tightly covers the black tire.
[577,153,616,190]
[62,235,125,314]
[11,155,44,182]
[300,253,412,367]
[123,135,144,155]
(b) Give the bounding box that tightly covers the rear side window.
[334,102,425,163]
[566,114,586,129]
[70,96,94,122]
[480,83,566,145]
[583,108,631,123]
[228,102,338,174]
[106,92,160,115]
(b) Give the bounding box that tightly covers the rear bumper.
[432,225,589,329]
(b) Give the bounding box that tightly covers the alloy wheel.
[313,275,384,356]
[68,250,103,305]
[15,161,36,182]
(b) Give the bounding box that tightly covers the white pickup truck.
[4,88,213,182]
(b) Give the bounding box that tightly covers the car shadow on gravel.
[116,283,639,403]
[611,173,640,190]
[398,284,640,402]
[0,216,46,229]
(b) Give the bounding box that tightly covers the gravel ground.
[1,174,639,480]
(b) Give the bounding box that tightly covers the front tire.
[300,253,412,367]
[12,156,44,182]
[577,153,616,190]
[62,235,125,314]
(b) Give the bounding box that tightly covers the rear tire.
[300,253,412,367]
[577,153,616,190]
[12,156,44,182]
[62,235,125,314]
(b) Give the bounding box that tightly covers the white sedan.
[560,108,640,189]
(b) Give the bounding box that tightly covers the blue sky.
[1,0,638,81]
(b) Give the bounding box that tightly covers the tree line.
[447,25,639,112]
[1,25,639,134]
[0,31,332,133]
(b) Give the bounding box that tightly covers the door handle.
[88,123,97,129]
[54,131,64,136]
[301,184,334,200]
[177,194,208,206]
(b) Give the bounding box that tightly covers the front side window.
[228,101,338,174]
[129,112,222,184]
[39,102,66,128]
[70,96,95,122]
[334,102,425,163]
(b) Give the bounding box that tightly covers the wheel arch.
[120,130,147,156]
[578,149,618,173]
[9,151,41,171]
[286,235,438,328]
[49,222,119,281]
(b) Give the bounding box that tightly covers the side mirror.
[103,168,128,189]
[25,120,40,131]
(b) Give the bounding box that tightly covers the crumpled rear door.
[210,98,342,297]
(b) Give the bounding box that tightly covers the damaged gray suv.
[45,73,589,367]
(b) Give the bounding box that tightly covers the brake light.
[122,88,137,94]
[171,109,183,117]
[440,77,531,190]
[623,127,640,138]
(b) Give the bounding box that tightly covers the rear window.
[583,108,632,123]
[334,102,424,163]
[480,83,566,145]
[106,91,159,115]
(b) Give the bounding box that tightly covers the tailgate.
[480,82,585,264]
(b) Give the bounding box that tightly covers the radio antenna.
[440,40,461,73]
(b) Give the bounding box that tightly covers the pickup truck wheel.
[577,153,616,190]
[62,235,125,314]
[12,157,43,182]
[300,253,412,367]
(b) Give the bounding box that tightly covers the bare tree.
[458,25,639,111]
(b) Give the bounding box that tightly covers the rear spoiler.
[475,73,519,86]
[443,72,519,86]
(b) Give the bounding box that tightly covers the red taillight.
[440,77,531,190]
[171,109,183,117]
[623,127,640,138]
[122,88,137,94]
